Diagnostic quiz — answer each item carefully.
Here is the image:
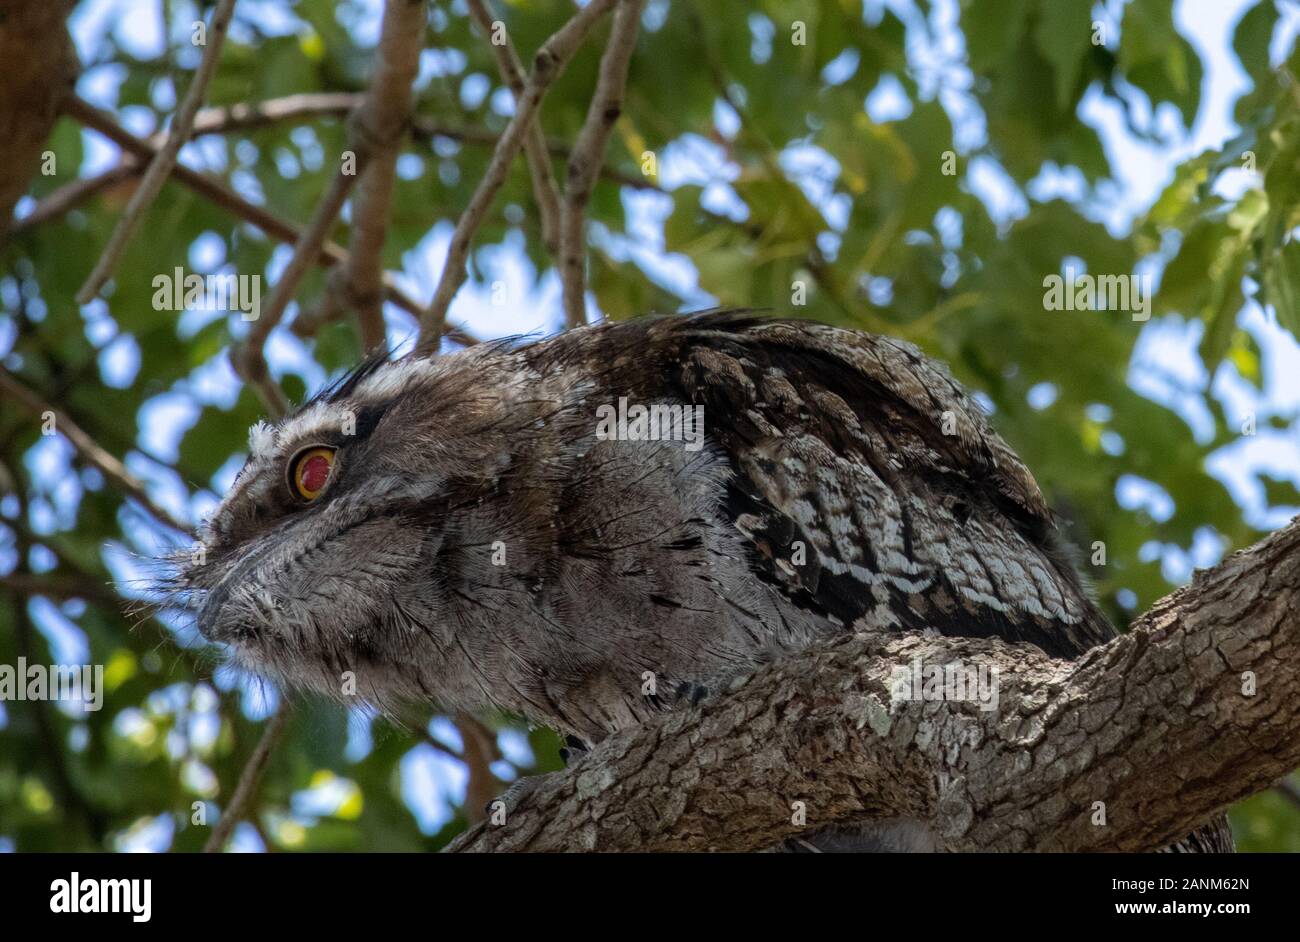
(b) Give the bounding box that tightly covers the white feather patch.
[355,357,430,402]
[248,420,278,458]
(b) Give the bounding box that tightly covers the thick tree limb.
[559,0,645,329]
[0,0,78,229]
[419,0,618,347]
[76,0,238,303]
[449,514,1300,852]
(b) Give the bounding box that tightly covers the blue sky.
[5,0,1300,849]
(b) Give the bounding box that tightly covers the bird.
[169,309,1233,852]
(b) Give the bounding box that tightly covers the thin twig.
[411,120,661,192]
[182,92,360,138]
[65,95,329,252]
[560,0,645,328]
[466,0,563,255]
[167,91,662,195]
[414,724,465,761]
[0,514,208,678]
[0,572,126,606]
[234,158,369,416]
[202,701,292,852]
[0,366,193,537]
[4,504,107,846]
[290,269,349,339]
[419,0,619,349]
[338,0,428,353]
[7,161,139,237]
[239,361,290,419]
[31,91,652,252]
[76,0,239,303]
[61,96,481,347]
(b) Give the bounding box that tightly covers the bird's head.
[165,344,547,700]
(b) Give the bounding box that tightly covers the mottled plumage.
[170,309,1231,852]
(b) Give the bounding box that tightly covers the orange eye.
[291,447,336,501]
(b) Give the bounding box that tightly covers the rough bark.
[449,514,1300,852]
[0,0,79,229]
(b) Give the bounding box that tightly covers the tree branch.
[203,700,292,853]
[0,0,78,228]
[419,0,618,348]
[183,92,361,137]
[0,366,193,538]
[465,0,563,256]
[0,571,126,607]
[455,713,502,824]
[232,0,423,405]
[448,514,1300,852]
[559,0,645,329]
[336,0,427,353]
[410,120,661,192]
[7,160,139,237]
[156,92,661,195]
[0,516,208,679]
[234,154,367,416]
[4,502,107,847]
[60,96,481,349]
[76,0,238,303]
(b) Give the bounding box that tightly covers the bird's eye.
[290,446,336,501]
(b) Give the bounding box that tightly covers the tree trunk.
[0,0,78,229]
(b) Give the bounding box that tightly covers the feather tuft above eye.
[248,420,278,458]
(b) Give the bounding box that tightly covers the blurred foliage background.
[2,0,1300,851]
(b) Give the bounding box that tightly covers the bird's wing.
[661,309,1114,659]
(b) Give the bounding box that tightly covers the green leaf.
[1232,0,1280,82]
[1033,0,1093,110]
[1198,253,1245,373]
[1263,238,1300,336]
[964,0,1032,72]
[1156,220,1230,316]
